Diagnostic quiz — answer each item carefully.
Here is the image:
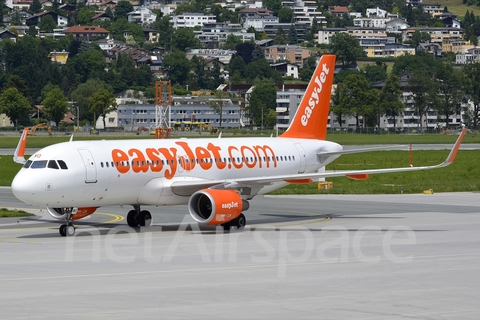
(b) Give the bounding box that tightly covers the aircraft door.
[294,143,306,173]
[78,149,97,183]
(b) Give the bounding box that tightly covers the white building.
[127,7,158,24]
[244,14,278,31]
[456,47,480,64]
[171,13,216,29]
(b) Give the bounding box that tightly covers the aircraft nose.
[11,173,37,204]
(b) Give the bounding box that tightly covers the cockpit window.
[57,160,68,170]
[23,160,32,169]
[30,160,47,169]
[48,160,59,169]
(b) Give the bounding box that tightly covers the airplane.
[11,54,466,236]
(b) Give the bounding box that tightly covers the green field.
[0,208,34,218]
[1,148,478,194]
[272,149,480,194]
[0,131,477,148]
[424,0,480,17]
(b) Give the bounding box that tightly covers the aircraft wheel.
[138,210,152,227]
[59,224,66,236]
[235,214,246,230]
[66,224,75,236]
[127,210,138,227]
[222,222,231,232]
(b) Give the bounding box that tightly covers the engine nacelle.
[47,207,98,221]
[188,189,249,226]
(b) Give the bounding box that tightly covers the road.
[1,188,480,319]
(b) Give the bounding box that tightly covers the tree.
[223,34,242,50]
[406,30,431,47]
[278,7,293,23]
[5,75,33,106]
[209,90,228,129]
[247,82,277,127]
[63,48,107,85]
[114,0,134,20]
[9,11,22,25]
[463,62,480,129]
[263,0,282,15]
[70,79,112,124]
[264,108,278,129]
[75,6,97,25]
[245,58,282,83]
[392,53,437,76]
[41,88,69,127]
[336,74,379,129]
[0,88,31,128]
[331,87,344,128]
[88,89,117,130]
[288,24,298,44]
[329,33,364,66]
[161,51,191,86]
[38,15,57,33]
[235,42,256,65]
[229,56,246,77]
[300,68,313,82]
[378,74,405,128]
[252,45,265,62]
[152,15,174,51]
[2,36,61,103]
[406,70,438,130]
[172,28,200,51]
[434,62,464,129]
[364,61,388,84]
[29,0,42,14]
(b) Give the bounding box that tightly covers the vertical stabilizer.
[280,54,336,140]
[14,128,28,164]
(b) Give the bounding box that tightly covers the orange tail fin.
[280,54,336,140]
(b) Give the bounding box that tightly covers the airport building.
[113,96,243,131]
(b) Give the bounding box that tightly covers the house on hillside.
[63,26,110,41]
[26,11,68,27]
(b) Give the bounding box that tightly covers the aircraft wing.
[170,128,466,196]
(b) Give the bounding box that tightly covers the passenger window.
[106,162,109,168]
[23,160,32,168]
[31,160,47,169]
[57,160,68,170]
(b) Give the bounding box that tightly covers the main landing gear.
[221,213,246,231]
[59,208,75,237]
[127,205,152,228]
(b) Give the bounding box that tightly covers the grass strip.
[0,208,35,218]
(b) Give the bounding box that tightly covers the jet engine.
[188,189,249,226]
[47,207,98,221]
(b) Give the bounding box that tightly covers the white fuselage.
[11,136,342,208]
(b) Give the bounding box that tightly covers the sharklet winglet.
[14,128,28,164]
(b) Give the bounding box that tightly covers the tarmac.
[1,189,479,319]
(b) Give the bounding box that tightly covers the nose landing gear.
[59,208,75,237]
